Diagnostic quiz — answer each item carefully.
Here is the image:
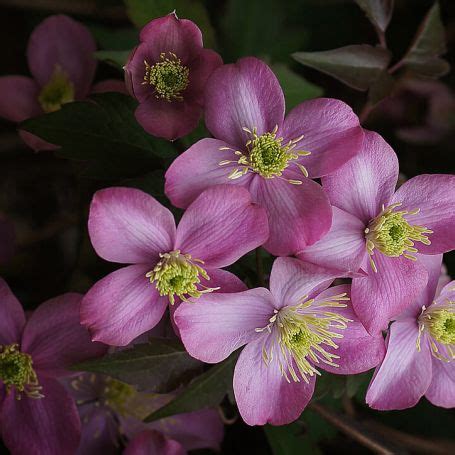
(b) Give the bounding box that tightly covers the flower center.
[38,65,75,113]
[256,293,351,383]
[218,126,311,183]
[143,52,189,102]
[365,203,432,272]
[103,378,137,416]
[0,344,43,399]
[146,250,217,305]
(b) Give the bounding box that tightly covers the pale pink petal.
[0,76,41,122]
[233,334,316,425]
[248,173,331,256]
[80,265,168,346]
[436,280,455,302]
[280,98,364,178]
[175,185,269,268]
[91,79,127,94]
[425,357,455,408]
[175,288,275,363]
[322,131,398,223]
[204,57,285,148]
[88,187,175,264]
[0,277,25,345]
[352,253,428,334]
[366,320,432,410]
[125,430,185,455]
[390,174,455,254]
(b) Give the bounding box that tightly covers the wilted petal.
[0,76,41,122]
[18,130,59,152]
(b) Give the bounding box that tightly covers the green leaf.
[89,25,138,50]
[293,45,391,91]
[124,0,216,48]
[72,339,202,393]
[144,351,239,422]
[265,423,321,455]
[355,0,394,32]
[21,93,177,179]
[94,50,131,70]
[401,2,450,78]
[272,64,324,110]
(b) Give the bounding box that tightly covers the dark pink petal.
[80,265,168,346]
[322,131,398,223]
[175,185,269,268]
[425,357,455,408]
[175,288,275,363]
[88,187,175,265]
[0,76,41,122]
[91,79,127,95]
[366,320,432,410]
[269,257,339,309]
[205,57,285,148]
[248,173,331,256]
[18,130,59,152]
[125,430,185,455]
[165,138,252,209]
[21,293,106,377]
[233,335,316,425]
[0,277,25,345]
[280,98,364,178]
[0,377,81,455]
[315,285,385,374]
[352,253,428,334]
[297,206,367,275]
[390,174,455,254]
[27,15,97,98]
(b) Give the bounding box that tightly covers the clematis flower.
[0,15,125,151]
[366,254,455,410]
[124,430,186,455]
[296,130,455,334]
[68,373,223,454]
[165,57,364,256]
[0,278,107,454]
[175,257,385,425]
[80,185,268,346]
[124,13,222,140]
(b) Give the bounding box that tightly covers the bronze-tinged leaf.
[355,0,394,32]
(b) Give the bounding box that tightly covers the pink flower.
[165,57,364,256]
[124,13,222,140]
[0,15,125,151]
[80,185,268,346]
[297,130,455,334]
[366,254,455,410]
[0,278,107,454]
[124,430,185,455]
[175,257,385,425]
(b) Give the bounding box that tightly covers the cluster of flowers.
[0,12,454,455]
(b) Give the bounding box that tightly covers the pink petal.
[390,174,455,254]
[88,187,175,265]
[175,185,269,268]
[165,138,252,209]
[233,335,316,425]
[269,257,339,310]
[366,320,432,410]
[175,288,275,363]
[280,98,364,178]
[18,130,59,152]
[21,293,106,377]
[322,130,398,223]
[0,76,41,122]
[425,357,455,408]
[248,173,331,256]
[352,253,428,334]
[0,377,81,455]
[204,57,285,148]
[125,430,185,455]
[80,265,168,346]
[436,280,455,302]
[91,79,127,94]
[297,206,367,275]
[204,268,247,293]
[27,15,97,98]
[0,277,25,345]
[315,285,385,375]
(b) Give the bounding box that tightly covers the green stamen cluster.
[38,65,75,113]
[146,250,215,305]
[0,344,42,399]
[143,52,189,102]
[103,378,136,416]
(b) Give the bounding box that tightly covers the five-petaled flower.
[0,278,106,454]
[124,12,222,140]
[80,185,268,346]
[175,257,385,425]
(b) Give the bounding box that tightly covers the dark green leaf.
[144,351,239,422]
[293,45,391,91]
[265,423,321,455]
[72,339,202,393]
[355,0,394,32]
[94,50,131,70]
[367,70,395,105]
[89,25,138,50]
